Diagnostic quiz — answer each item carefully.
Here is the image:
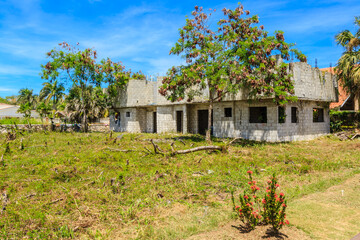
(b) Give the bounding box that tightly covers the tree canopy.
[159,4,306,141]
[335,16,360,110]
[40,42,133,131]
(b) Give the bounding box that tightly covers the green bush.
[330,110,360,132]
[231,171,289,231]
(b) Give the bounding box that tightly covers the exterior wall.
[157,106,176,133]
[110,61,335,142]
[212,101,278,141]
[110,100,330,142]
[292,63,337,102]
[113,62,337,110]
[110,108,146,133]
[0,106,39,119]
[276,101,330,141]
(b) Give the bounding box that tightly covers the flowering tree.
[159,4,306,141]
[40,42,132,132]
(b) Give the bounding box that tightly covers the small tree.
[64,85,109,124]
[159,4,306,141]
[39,80,65,110]
[17,88,37,119]
[40,42,132,132]
[36,101,52,127]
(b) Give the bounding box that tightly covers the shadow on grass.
[168,135,206,143]
[231,224,253,233]
[262,228,289,239]
[231,224,289,239]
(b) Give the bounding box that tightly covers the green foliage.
[0,132,359,239]
[0,118,42,125]
[39,80,65,113]
[160,4,305,140]
[64,85,109,123]
[18,102,32,119]
[335,16,360,100]
[40,42,133,131]
[232,170,262,229]
[160,4,305,104]
[232,172,289,231]
[36,101,52,119]
[17,88,37,118]
[0,97,11,104]
[330,110,360,130]
[262,174,289,231]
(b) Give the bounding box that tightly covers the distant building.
[321,67,359,111]
[110,62,337,142]
[0,104,39,119]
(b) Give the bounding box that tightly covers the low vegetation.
[0,131,359,239]
[0,118,43,125]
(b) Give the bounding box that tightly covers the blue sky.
[0,0,359,97]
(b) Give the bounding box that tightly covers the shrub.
[231,171,289,231]
[330,110,360,130]
[262,174,289,231]
[231,170,262,229]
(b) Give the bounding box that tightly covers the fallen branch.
[171,145,223,155]
[47,198,64,205]
[150,139,165,155]
[104,147,134,152]
[228,137,242,145]
[351,133,360,140]
[1,191,9,214]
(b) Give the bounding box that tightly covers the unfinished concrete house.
[110,61,337,142]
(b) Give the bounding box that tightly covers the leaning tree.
[40,42,132,132]
[335,16,360,111]
[159,4,306,142]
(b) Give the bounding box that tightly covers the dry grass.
[0,131,359,239]
[288,174,360,240]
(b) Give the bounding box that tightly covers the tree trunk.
[82,108,88,132]
[206,100,213,143]
[354,94,360,112]
[80,85,88,132]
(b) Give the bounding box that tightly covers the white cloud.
[0,87,16,92]
[0,64,39,76]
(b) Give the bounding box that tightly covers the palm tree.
[17,88,37,107]
[39,80,65,110]
[335,16,360,111]
[17,88,37,119]
[64,85,108,131]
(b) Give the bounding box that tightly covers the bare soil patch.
[187,223,310,240]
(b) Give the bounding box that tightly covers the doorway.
[176,111,183,133]
[197,110,213,135]
[153,112,157,133]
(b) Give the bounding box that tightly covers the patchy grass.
[0,117,43,125]
[0,132,359,239]
[288,174,360,239]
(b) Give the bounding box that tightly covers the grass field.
[0,118,43,125]
[0,131,359,239]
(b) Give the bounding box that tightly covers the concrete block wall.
[292,62,337,101]
[211,101,278,141]
[111,100,330,142]
[276,101,330,141]
[114,62,337,110]
[156,106,176,133]
[194,100,329,142]
[110,108,146,133]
